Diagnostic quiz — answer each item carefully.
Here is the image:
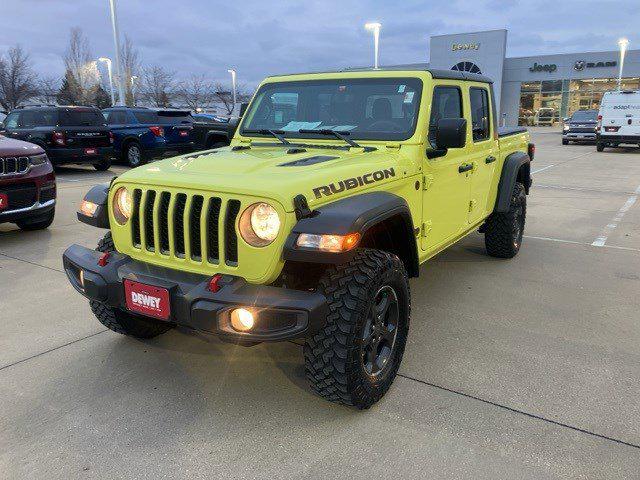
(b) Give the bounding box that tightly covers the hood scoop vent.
[279,155,339,167]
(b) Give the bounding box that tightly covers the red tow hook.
[207,274,223,293]
[97,251,111,267]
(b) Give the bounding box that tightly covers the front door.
[421,84,473,252]
[467,85,498,224]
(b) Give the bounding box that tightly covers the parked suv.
[102,107,195,167]
[562,109,598,144]
[0,135,56,230]
[0,105,113,170]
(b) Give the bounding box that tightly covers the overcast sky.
[2,0,637,88]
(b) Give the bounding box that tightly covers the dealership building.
[395,29,640,126]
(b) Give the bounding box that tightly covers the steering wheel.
[368,120,403,132]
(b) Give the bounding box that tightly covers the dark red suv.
[0,136,56,230]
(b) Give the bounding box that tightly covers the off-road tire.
[93,158,112,171]
[16,209,55,230]
[562,139,569,145]
[484,182,526,258]
[304,248,410,409]
[596,143,605,152]
[89,232,172,339]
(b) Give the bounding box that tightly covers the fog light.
[230,308,255,332]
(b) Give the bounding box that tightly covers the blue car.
[102,107,195,167]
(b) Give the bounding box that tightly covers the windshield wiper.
[298,129,362,149]
[243,129,290,145]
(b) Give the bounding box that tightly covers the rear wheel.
[304,249,410,409]
[562,139,569,145]
[90,232,173,339]
[484,182,526,259]
[596,143,605,152]
[124,142,145,168]
[93,158,111,171]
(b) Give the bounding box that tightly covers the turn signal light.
[296,232,361,252]
[53,131,66,146]
[149,126,164,137]
[79,200,98,216]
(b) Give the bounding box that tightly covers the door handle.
[485,155,496,164]
[458,163,473,173]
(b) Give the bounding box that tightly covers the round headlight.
[239,202,280,247]
[113,187,133,225]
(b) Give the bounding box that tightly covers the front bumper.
[47,147,114,164]
[62,244,328,342]
[0,199,55,223]
[597,134,640,144]
[563,130,596,141]
[146,142,195,159]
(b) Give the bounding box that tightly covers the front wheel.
[562,139,569,145]
[304,249,410,409]
[90,232,173,339]
[16,209,55,231]
[124,142,145,168]
[484,182,526,258]
[93,158,112,171]
[596,143,605,152]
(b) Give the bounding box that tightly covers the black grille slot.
[3,183,37,209]
[207,198,221,263]
[174,193,187,258]
[158,192,171,254]
[131,189,142,247]
[225,200,241,266]
[144,190,156,251]
[39,185,56,203]
[190,196,204,260]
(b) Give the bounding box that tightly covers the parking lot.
[1,129,639,479]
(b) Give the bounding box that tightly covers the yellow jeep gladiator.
[63,68,534,408]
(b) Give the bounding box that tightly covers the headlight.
[29,153,49,166]
[563,125,570,131]
[113,187,132,224]
[239,202,280,247]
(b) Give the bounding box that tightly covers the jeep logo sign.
[452,43,480,51]
[529,62,557,73]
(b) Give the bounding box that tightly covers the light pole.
[108,0,126,105]
[617,37,629,90]
[130,75,138,106]
[98,57,114,106]
[365,22,382,69]
[227,69,237,114]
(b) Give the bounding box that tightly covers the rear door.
[421,84,473,252]
[156,111,193,144]
[599,91,640,139]
[59,108,111,148]
[467,85,498,224]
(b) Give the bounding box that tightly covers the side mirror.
[435,118,467,150]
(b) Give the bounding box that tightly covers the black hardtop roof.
[267,68,493,85]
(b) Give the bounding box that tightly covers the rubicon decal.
[313,168,396,199]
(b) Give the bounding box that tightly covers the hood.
[116,145,416,212]
[0,135,44,156]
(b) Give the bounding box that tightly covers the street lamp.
[130,75,138,106]
[617,37,630,90]
[227,69,237,114]
[98,57,114,106]
[108,0,126,105]
[365,22,382,69]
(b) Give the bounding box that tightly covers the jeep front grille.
[129,188,241,267]
[0,157,29,176]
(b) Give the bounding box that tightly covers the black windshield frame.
[240,77,423,142]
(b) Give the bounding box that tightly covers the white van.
[597,90,640,151]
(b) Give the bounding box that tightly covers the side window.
[105,110,127,124]
[470,87,490,142]
[4,112,21,128]
[428,86,463,145]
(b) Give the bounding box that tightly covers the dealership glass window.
[518,77,640,126]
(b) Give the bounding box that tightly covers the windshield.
[570,110,598,122]
[60,109,106,126]
[241,77,422,141]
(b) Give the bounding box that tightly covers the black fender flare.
[77,184,110,228]
[283,192,419,277]
[494,151,531,213]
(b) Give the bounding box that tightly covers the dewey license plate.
[179,130,189,137]
[124,279,171,320]
[84,148,97,155]
[0,193,7,211]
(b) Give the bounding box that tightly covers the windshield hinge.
[468,199,477,212]
[421,221,432,237]
[385,142,401,150]
[240,138,252,145]
[422,174,434,190]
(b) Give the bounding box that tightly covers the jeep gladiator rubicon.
[63,69,533,409]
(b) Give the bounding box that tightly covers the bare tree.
[36,76,61,105]
[213,81,253,115]
[177,74,212,111]
[120,35,141,106]
[63,28,100,105]
[140,65,175,107]
[0,45,39,110]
